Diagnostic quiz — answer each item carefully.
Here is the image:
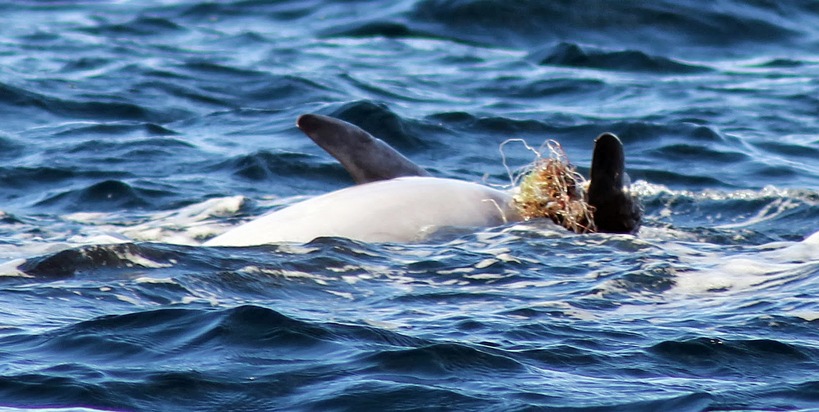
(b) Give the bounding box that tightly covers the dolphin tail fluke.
[587,133,642,234]
[296,114,431,184]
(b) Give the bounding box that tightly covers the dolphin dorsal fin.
[297,114,431,184]
[587,133,642,234]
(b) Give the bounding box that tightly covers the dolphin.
[587,132,642,233]
[204,115,640,246]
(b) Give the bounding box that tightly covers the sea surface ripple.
[1,1,818,411]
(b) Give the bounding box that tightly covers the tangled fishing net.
[503,139,597,234]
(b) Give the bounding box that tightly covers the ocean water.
[1,1,818,410]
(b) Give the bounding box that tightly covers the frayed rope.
[500,139,596,234]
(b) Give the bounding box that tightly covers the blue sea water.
[1,0,818,410]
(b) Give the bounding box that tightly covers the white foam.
[122,195,247,245]
[133,276,177,285]
[668,230,819,296]
[0,258,31,278]
[630,181,812,204]
[716,197,802,229]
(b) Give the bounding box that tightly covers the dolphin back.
[297,114,430,184]
[204,177,517,245]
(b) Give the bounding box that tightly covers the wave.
[77,16,186,37]
[410,0,813,53]
[2,230,817,410]
[50,122,180,139]
[326,100,435,151]
[209,150,352,196]
[38,124,195,168]
[0,305,330,410]
[0,81,188,124]
[0,133,25,163]
[169,62,336,108]
[530,42,712,74]
[34,179,172,211]
[636,182,819,240]
[652,337,810,362]
[361,342,524,375]
[0,167,128,190]
[322,20,434,40]
[649,337,816,389]
[0,304,449,410]
[173,0,321,22]
[18,242,179,278]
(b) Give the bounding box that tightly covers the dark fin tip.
[594,133,624,155]
[591,132,625,181]
[296,114,323,134]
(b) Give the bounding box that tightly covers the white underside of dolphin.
[204,176,519,245]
